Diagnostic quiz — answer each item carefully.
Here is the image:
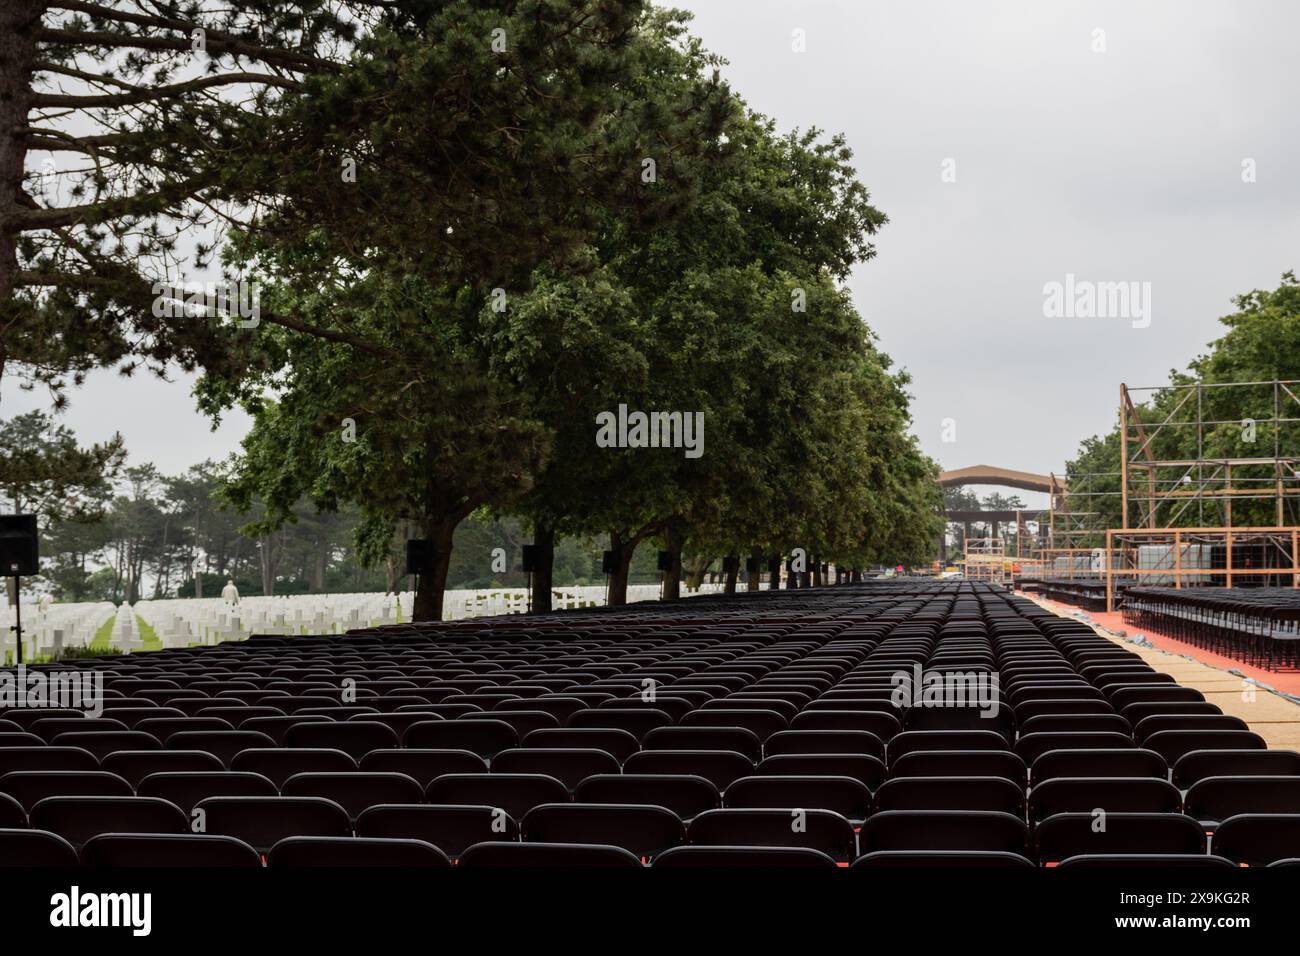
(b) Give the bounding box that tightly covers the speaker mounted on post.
[0,515,38,576]
[521,544,539,573]
[405,539,435,576]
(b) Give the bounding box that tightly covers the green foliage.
[1064,273,1300,533]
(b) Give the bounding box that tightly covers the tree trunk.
[724,553,739,595]
[747,548,762,592]
[0,0,40,398]
[259,539,274,597]
[662,524,683,601]
[607,530,635,606]
[530,522,555,614]
[412,517,456,622]
[786,558,799,589]
[812,556,823,587]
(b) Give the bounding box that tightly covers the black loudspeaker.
[0,515,38,576]
[722,556,739,573]
[767,557,780,574]
[745,557,760,573]
[656,551,674,572]
[406,539,434,575]
[521,544,539,573]
[602,549,620,574]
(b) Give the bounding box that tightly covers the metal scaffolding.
[1120,380,1300,530]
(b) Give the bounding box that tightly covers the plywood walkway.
[1025,593,1300,751]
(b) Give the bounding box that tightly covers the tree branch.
[32,70,299,107]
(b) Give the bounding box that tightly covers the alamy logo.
[595,404,704,459]
[50,887,151,936]
[889,664,1001,718]
[0,666,104,717]
[1042,273,1151,329]
[151,279,261,327]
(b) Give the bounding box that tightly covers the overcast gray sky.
[7,0,1299,508]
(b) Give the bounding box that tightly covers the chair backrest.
[282,772,425,820]
[764,730,885,760]
[138,771,279,811]
[568,708,674,741]
[457,840,643,867]
[80,833,263,867]
[790,710,902,740]
[0,746,98,776]
[401,720,516,758]
[282,722,402,761]
[1211,814,1300,866]
[888,731,1011,764]
[164,730,277,767]
[574,773,720,820]
[520,802,684,859]
[0,793,27,828]
[229,748,358,788]
[490,748,621,791]
[520,728,640,762]
[1030,748,1167,784]
[30,717,128,742]
[679,709,787,741]
[1185,776,1300,825]
[50,731,163,761]
[722,774,872,821]
[755,753,887,790]
[651,845,838,868]
[853,849,1034,868]
[889,750,1027,787]
[1057,853,1236,868]
[0,769,132,810]
[0,828,79,866]
[355,804,518,858]
[1034,812,1205,864]
[193,796,352,852]
[858,810,1030,854]
[267,836,449,868]
[1144,730,1266,765]
[641,727,763,762]
[30,795,188,848]
[687,807,856,861]
[1027,777,1182,822]
[873,776,1024,816]
[1133,715,1249,742]
[1019,714,1131,737]
[622,750,754,790]
[1014,732,1135,765]
[426,773,568,820]
[357,749,487,787]
[1172,749,1300,789]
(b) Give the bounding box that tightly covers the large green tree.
[202,3,732,620]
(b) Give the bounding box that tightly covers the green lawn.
[135,614,163,651]
[90,614,114,650]
[87,612,161,653]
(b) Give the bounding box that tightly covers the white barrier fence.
[3,580,743,658]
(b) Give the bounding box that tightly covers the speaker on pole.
[1,515,37,666]
[405,539,434,576]
[722,556,739,573]
[602,549,621,574]
[745,557,760,573]
[521,545,539,573]
[656,551,674,572]
[0,515,38,576]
